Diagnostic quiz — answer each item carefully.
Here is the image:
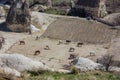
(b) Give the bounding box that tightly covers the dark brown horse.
[19,40,25,45]
[69,47,75,52]
[76,42,84,47]
[34,50,40,55]
[65,40,71,45]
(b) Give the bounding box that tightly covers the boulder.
[103,13,120,26]
[0,54,49,72]
[6,0,31,33]
[71,57,103,72]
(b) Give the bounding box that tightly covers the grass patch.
[27,71,120,80]
[52,0,71,6]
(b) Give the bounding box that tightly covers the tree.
[6,0,31,33]
[97,54,114,71]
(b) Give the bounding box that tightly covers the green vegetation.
[27,71,120,80]
[52,0,71,6]
[45,9,66,15]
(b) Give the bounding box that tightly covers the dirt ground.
[7,36,108,69]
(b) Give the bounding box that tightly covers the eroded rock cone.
[6,0,31,33]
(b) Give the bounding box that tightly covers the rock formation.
[6,0,31,33]
[47,0,52,8]
[70,0,107,17]
[98,0,107,17]
[103,13,120,26]
[71,57,102,71]
[43,18,117,43]
[0,5,6,17]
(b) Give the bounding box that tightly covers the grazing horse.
[57,40,63,45]
[69,47,75,52]
[68,53,79,66]
[19,40,25,45]
[34,50,40,55]
[68,53,79,60]
[65,40,71,45]
[35,36,39,40]
[48,57,54,61]
[44,45,50,50]
[1,37,5,44]
[76,42,84,47]
[89,51,95,56]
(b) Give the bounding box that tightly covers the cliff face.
[6,0,31,32]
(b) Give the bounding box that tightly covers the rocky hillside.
[43,17,117,44]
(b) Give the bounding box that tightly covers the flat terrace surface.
[8,37,108,69]
[43,18,117,44]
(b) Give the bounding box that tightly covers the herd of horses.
[0,36,96,67]
[18,36,96,66]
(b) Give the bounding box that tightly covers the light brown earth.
[8,36,108,69]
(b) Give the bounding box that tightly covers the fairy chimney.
[76,0,107,17]
[6,0,31,33]
[98,0,107,17]
[47,0,52,8]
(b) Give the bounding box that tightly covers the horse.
[69,47,75,52]
[57,40,63,45]
[44,45,50,50]
[34,50,40,55]
[76,42,84,47]
[89,51,95,56]
[65,40,71,45]
[19,40,25,45]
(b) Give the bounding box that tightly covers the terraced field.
[43,17,117,44]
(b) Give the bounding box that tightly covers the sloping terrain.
[103,13,120,26]
[43,17,117,44]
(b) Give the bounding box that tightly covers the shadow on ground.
[0,22,11,32]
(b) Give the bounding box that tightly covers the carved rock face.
[6,0,31,32]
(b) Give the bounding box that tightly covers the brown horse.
[44,45,50,50]
[65,40,71,45]
[68,53,79,60]
[76,42,84,47]
[35,36,39,40]
[19,40,25,45]
[34,50,40,55]
[69,47,75,52]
